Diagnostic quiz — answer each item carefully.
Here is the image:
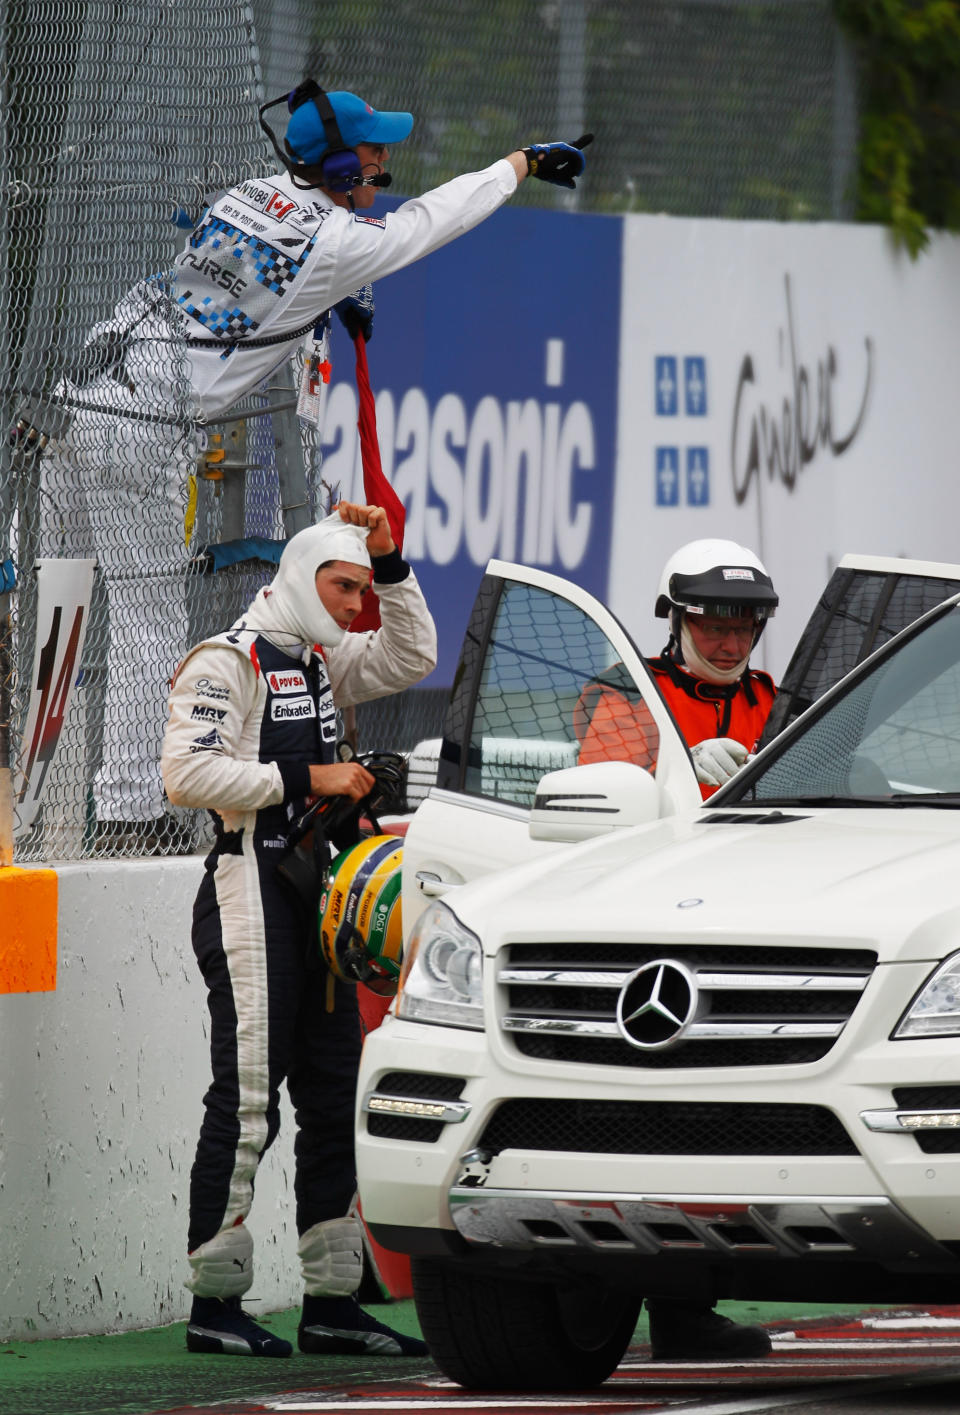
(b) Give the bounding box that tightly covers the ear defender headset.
[258,78,393,195]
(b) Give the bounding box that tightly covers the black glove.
[522,133,593,189]
[334,283,375,342]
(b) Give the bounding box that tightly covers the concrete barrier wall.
[0,860,302,1342]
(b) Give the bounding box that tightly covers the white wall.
[0,860,301,1342]
[611,219,960,680]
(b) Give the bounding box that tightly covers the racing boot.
[298,1294,428,1356]
[647,1299,772,1361]
[186,1295,292,1357]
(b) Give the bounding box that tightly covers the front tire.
[411,1258,641,1390]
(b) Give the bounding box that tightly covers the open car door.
[400,560,701,932]
[761,553,960,746]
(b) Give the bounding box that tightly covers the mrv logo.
[320,340,596,571]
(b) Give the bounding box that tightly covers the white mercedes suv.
[356,554,960,1390]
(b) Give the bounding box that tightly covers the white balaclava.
[239,512,371,655]
[679,615,751,687]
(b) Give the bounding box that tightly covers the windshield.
[732,603,960,805]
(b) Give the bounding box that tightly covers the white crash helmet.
[655,538,778,646]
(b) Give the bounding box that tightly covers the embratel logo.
[272,697,316,721]
[267,669,308,695]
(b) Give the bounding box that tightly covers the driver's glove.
[690,737,750,788]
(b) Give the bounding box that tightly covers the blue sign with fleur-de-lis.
[686,447,710,505]
[656,447,680,505]
[655,356,678,415]
[684,356,707,415]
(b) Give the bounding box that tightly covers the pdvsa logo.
[267,669,307,694]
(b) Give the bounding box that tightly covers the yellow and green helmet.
[318,834,404,996]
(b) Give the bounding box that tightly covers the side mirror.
[529,760,662,843]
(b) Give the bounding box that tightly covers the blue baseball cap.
[286,91,414,163]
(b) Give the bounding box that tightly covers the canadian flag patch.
[266,191,298,221]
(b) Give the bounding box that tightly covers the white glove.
[690,737,750,788]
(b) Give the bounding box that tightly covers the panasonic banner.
[321,196,960,685]
[321,200,622,684]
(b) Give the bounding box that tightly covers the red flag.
[349,333,405,633]
[349,340,409,1051]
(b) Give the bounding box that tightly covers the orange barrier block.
[0,867,58,994]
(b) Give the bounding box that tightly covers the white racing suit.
[161,540,436,1298]
[168,159,519,420]
[43,157,517,823]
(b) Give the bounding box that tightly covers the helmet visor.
[670,565,778,616]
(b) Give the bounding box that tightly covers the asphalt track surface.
[5,1303,960,1415]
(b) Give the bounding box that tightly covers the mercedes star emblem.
[616,959,698,1050]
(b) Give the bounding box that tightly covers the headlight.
[395,901,484,1031]
[894,952,960,1038]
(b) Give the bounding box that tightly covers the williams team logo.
[189,728,224,754]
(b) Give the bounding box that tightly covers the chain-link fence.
[309,0,857,221]
[1,0,859,862]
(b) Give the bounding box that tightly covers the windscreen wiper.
[886,792,960,807]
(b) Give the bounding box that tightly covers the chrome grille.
[499,942,876,1069]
